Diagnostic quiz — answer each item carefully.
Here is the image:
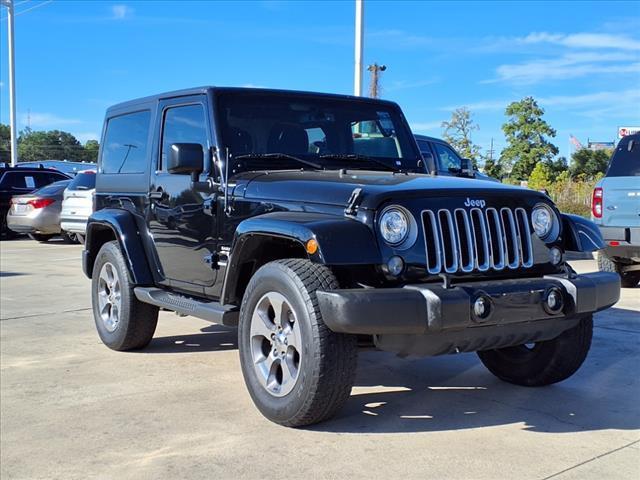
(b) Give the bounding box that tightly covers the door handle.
[149,189,164,200]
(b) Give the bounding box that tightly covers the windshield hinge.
[344,187,363,216]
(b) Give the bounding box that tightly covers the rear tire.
[598,251,639,288]
[238,259,358,427]
[75,233,86,245]
[91,241,158,351]
[61,231,77,244]
[28,233,55,243]
[477,315,593,386]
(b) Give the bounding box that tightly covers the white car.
[60,170,96,243]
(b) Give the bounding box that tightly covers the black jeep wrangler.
[83,87,620,427]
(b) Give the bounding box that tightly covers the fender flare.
[221,211,381,305]
[561,213,605,252]
[84,208,155,285]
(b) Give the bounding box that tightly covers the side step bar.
[134,287,239,326]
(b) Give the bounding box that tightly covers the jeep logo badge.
[464,198,486,208]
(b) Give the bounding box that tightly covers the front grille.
[421,207,533,274]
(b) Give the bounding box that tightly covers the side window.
[433,143,462,172]
[161,104,208,171]
[24,175,36,188]
[416,140,431,156]
[101,111,151,174]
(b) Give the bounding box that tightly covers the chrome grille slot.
[515,208,534,267]
[438,209,458,273]
[470,208,490,271]
[421,206,533,274]
[422,210,442,274]
[454,208,474,272]
[486,208,505,270]
[500,208,520,269]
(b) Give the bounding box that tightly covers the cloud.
[487,52,640,84]
[518,32,640,51]
[386,78,440,92]
[20,112,82,128]
[111,4,133,20]
[410,121,443,133]
[443,88,640,114]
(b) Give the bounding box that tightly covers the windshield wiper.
[234,153,322,170]
[319,154,398,172]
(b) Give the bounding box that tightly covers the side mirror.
[168,143,204,176]
[460,158,475,177]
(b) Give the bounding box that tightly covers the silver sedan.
[6,180,72,242]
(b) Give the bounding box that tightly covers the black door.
[148,98,218,293]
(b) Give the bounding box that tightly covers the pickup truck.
[82,87,619,426]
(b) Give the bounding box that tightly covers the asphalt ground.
[1,238,639,479]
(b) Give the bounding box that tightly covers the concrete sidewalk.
[1,240,638,479]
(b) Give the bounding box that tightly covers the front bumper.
[317,272,619,337]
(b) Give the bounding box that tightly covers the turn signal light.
[27,198,55,209]
[592,187,603,218]
[306,238,318,255]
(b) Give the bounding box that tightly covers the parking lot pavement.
[1,240,639,480]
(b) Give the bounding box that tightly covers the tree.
[499,97,559,181]
[569,148,611,179]
[482,154,503,179]
[0,124,10,163]
[441,107,482,166]
[18,130,85,162]
[83,140,100,162]
[528,162,552,190]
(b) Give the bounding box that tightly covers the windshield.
[67,171,96,191]
[216,92,421,175]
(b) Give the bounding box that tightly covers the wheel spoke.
[254,351,277,389]
[281,353,298,388]
[250,308,274,340]
[269,294,285,329]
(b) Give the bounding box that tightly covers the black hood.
[236,170,545,209]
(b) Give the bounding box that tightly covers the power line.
[0,0,51,21]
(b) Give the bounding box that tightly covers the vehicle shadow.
[0,271,26,278]
[144,324,238,353]
[142,308,639,434]
[309,310,640,434]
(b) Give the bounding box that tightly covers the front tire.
[477,315,593,386]
[91,241,158,351]
[598,251,640,288]
[238,259,358,427]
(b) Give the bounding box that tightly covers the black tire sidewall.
[238,264,322,424]
[92,242,135,350]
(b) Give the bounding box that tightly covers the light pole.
[1,0,18,166]
[353,0,363,96]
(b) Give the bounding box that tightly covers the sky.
[1,0,639,161]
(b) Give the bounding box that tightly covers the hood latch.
[344,187,363,216]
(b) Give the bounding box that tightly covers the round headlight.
[531,204,558,241]
[379,207,409,246]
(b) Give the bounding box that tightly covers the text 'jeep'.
[83,87,620,426]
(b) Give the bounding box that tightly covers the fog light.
[544,288,563,314]
[549,247,563,265]
[386,256,405,276]
[473,296,491,321]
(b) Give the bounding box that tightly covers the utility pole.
[367,63,386,98]
[2,0,18,166]
[487,137,494,162]
[353,0,363,96]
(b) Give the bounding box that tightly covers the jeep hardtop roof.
[106,86,402,115]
